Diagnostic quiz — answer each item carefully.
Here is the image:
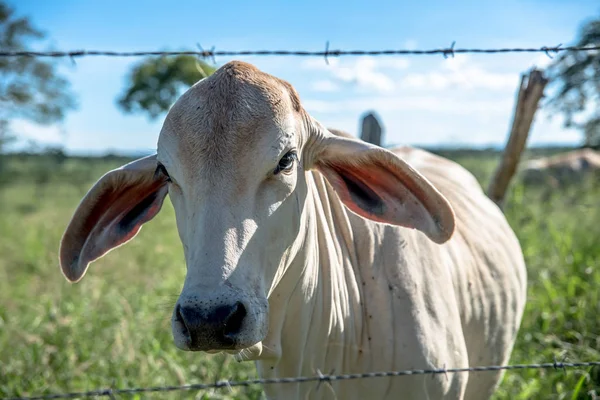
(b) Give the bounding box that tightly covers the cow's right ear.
[59,154,169,283]
[308,124,455,244]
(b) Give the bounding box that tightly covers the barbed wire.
[1,43,599,62]
[3,360,600,400]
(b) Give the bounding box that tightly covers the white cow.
[521,148,600,187]
[59,61,527,399]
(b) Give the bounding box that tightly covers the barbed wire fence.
[2,41,600,400]
[1,43,599,64]
[3,360,600,399]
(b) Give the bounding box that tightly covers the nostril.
[175,304,183,323]
[175,304,190,336]
[223,301,247,337]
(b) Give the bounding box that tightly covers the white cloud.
[530,110,581,144]
[304,95,512,115]
[334,58,395,92]
[310,79,340,92]
[400,56,518,91]
[303,57,397,93]
[309,104,580,148]
[303,54,518,96]
[301,54,533,147]
[300,52,572,147]
[529,53,554,69]
[373,58,411,70]
[9,119,66,145]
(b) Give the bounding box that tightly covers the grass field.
[0,150,599,399]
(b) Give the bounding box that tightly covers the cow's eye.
[274,151,297,175]
[155,163,172,182]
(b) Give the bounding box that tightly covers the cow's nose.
[174,302,247,350]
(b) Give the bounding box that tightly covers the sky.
[8,0,600,155]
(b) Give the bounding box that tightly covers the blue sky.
[9,0,600,155]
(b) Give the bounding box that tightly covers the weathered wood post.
[487,68,548,208]
[360,112,383,147]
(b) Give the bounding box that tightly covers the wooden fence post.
[360,112,383,147]
[487,68,549,208]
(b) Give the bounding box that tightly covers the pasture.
[0,149,598,399]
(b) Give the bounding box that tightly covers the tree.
[0,1,76,150]
[117,55,217,120]
[546,15,600,149]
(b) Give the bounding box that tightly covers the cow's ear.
[311,130,455,244]
[59,155,169,282]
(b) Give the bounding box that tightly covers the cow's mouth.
[203,341,264,360]
[232,342,264,361]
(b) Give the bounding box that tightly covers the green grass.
[0,152,598,399]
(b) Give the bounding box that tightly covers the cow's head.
[59,61,455,357]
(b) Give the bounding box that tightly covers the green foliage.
[0,150,599,399]
[546,15,600,148]
[0,1,76,133]
[117,56,217,119]
[0,1,75,181]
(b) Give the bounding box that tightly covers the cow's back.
[392,146,528,398]
[521,148,600,186]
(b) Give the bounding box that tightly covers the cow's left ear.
[311,129,455,244]
[59,154,169,283]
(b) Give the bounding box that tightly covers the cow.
[59,61,527,399]
[520,148,600,188]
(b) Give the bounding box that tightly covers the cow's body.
[59,61,527,400]
[521,148,600,187]
[255,146,527,399]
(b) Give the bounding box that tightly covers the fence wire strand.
[3,360,600,400]
[1,44,599,60]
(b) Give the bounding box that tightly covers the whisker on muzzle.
[151,295,180,312]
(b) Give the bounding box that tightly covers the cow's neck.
[255,171,378,380]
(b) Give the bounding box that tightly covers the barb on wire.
[0,44,599,60]
[315,368,327,391]
[554,354,569,374]
[541,43,563,59]
[443,41,456,59]
[3,360,600,400]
